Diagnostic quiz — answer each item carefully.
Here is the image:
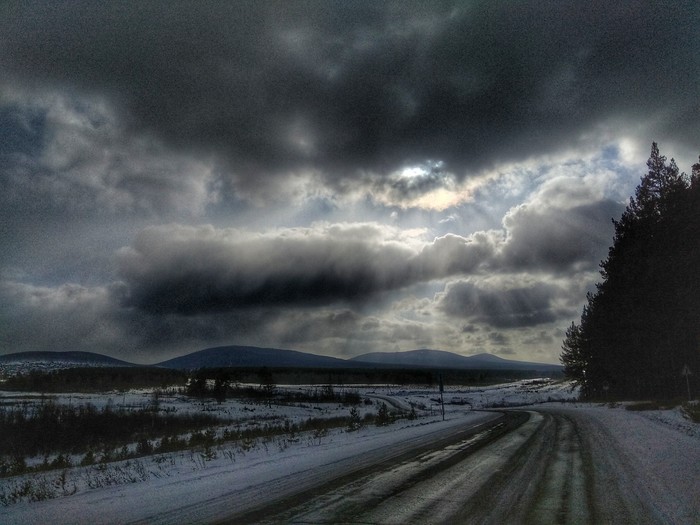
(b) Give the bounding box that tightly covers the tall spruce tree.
[561,143,700,399]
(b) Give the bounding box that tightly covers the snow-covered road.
[232,407,700,524]
[2,384,699,524]
[1,412,501,524]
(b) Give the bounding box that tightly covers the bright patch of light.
[399,166,428,179]
[397,160,445,179]
[618,137,643,165]
[412,187,472,210]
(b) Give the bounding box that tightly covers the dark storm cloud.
[0,280,126,354]
[116,223,507,314]
[499,199,624,272]
[0,93,219,225]
[2,1,697,198]
[438,281,563,328]
[4,1,696,364]
[116,224,418,314]
[116,193,610,317]
[0,277,286,360]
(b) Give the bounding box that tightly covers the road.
[131,411,509,525]
[223,410,684,524]
[4,407,697,524]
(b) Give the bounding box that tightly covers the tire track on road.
[454,412,660,525]
[247,411,536,524]
[252,410,666,525]
[525,414,591,524]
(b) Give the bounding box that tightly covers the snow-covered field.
[0,379,574,505]
[1,378,699,523]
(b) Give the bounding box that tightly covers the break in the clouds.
[1,1,698,363]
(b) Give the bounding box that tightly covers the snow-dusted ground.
[0,378,577,459]
[536,403,700,523]
[1,410,499,523]
[2,379,699,524]
[381,377,578,411]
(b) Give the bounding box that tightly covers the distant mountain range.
[0,346,562,375]
[155,346,349,369]
[0,351,135,376]
[350,349,562,371]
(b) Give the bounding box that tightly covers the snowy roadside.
[536,403,700,523]
[1,378,577,513]
[0,410,496,524]
[536,400,700,440]
[2,379,698,523]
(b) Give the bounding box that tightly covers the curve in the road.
[239,410,669,525]
[229,411,530,524]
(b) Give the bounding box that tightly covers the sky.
[1,1,698,364]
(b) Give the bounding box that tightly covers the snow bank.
[539,403,700,523]
[0,410,494,524]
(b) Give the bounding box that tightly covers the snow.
[537,403,700,523]
[0,410,496,524]
[620,403,700,439]
[0,358,129,377]
[2,379,698,524]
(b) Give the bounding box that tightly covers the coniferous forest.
[561,144,700,400]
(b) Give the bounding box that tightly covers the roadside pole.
[439,374,445,421]
[681,364,692,401]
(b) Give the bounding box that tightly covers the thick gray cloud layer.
[116,190,617,314]
[2,1,697,201]
[1,1,697,362]
[438,280,565,328]
[117,223,418,313]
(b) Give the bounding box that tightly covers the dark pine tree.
[561,143,700,400]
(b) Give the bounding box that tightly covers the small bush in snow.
[682,402,700,423]
[347,407,362,431]
[375,403,391,426]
